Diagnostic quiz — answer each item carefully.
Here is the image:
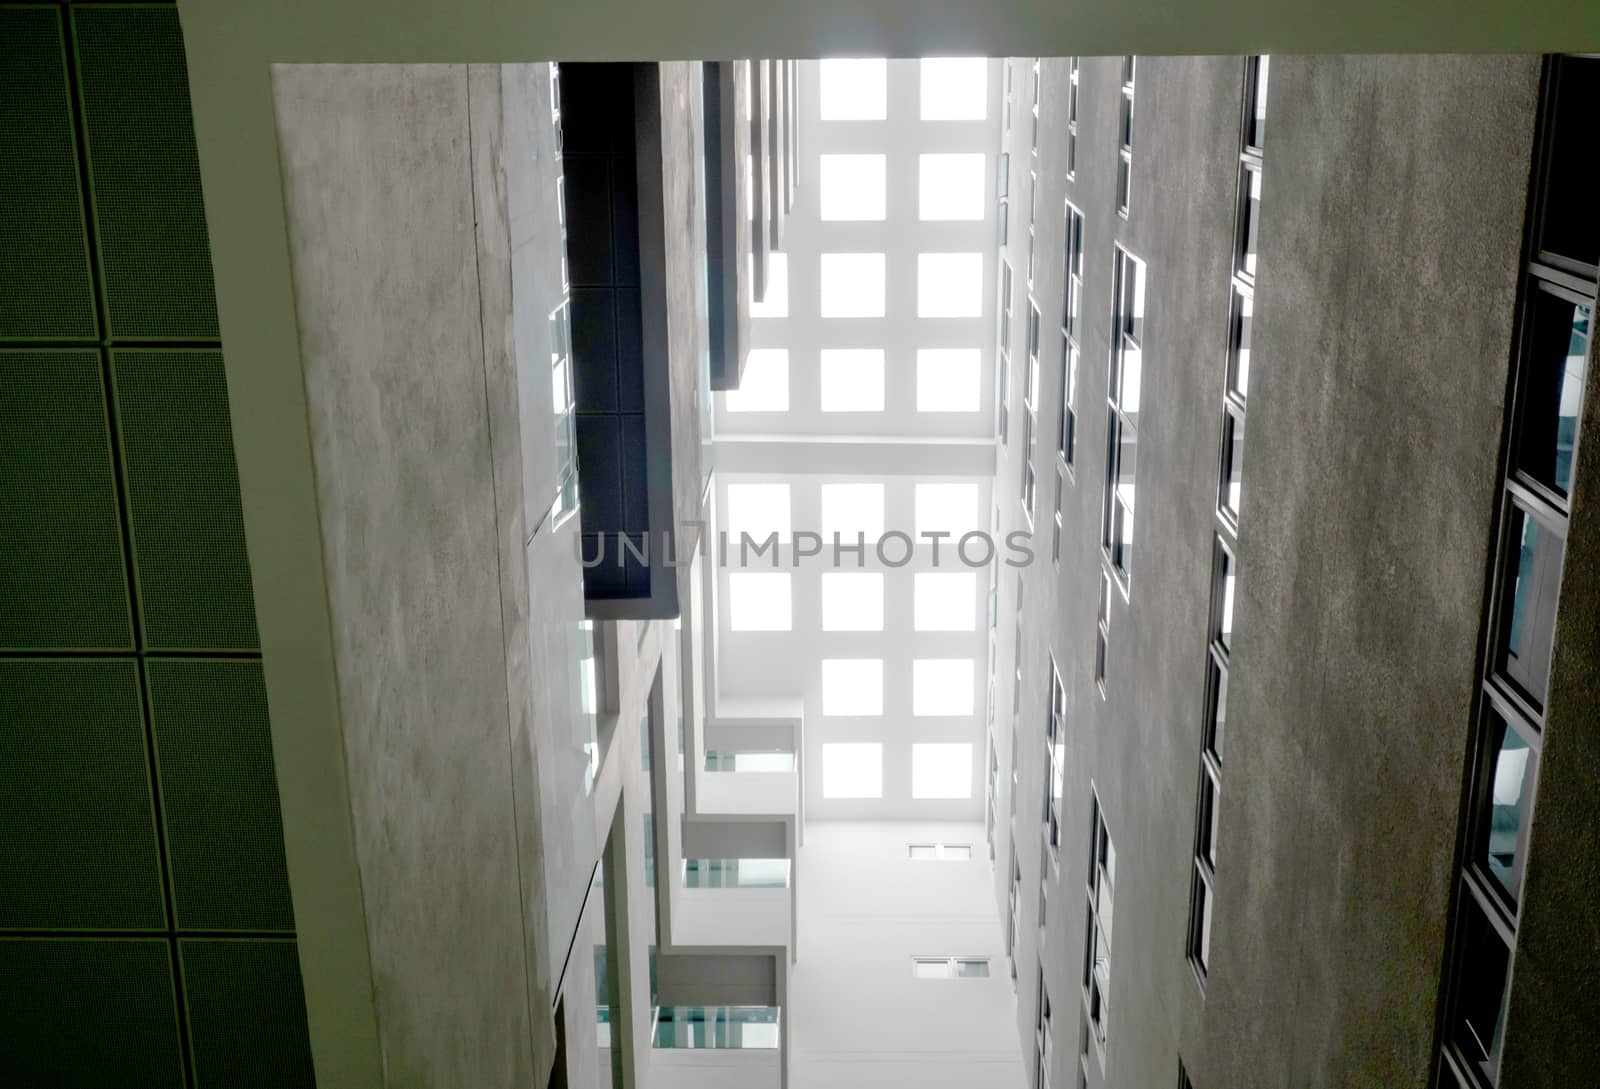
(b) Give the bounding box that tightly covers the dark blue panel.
[562,158,614,287]
[612,159,641,288]
[570,288,618,414]
[615,287,645,414]
[575,414,623,535]
[620,413,649,534]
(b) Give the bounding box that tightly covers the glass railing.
[704,749,795,772]
[682,858,791,889]
[653,1006,781,1049]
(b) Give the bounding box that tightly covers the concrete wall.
[273,62,558,1088]
[787,822,1024,1089]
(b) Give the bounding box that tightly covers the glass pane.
[1452,900,1512,1082]
[1479,712,1537,903]
[1516,292,1589,499]
[1193,874,1213,968]
[1216,545,1236,651]
[1229,287,1254,397]
[1207,657,1229,763]
[1240,165,1262,279]
[909,844,938,860]
[1539,57,1600,270]
[1220,409,1245,519]
[945,843,973,861]
[914,958,952,979]
[1198,770,1219,867]
[956,959,990,978]
[1248,55,1269,148]
[1498,505,1565,708]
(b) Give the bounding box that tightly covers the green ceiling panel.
[0,660,165,930]
[72,5,219,340]
[0,938,184,1087]
[112,349,260,651]
[180,939,317,1089]
[0,7,99,341]
[0,350,134,651]
[146,660,294,931]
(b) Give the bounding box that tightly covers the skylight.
[916,349,981,412]
[822,572,885,632]
[724,348,789,412]
[914,482,980,539]
[912,742,974,799]
[750,252,788,318]
[821,253,887,318]
[919,153,986,220]
[914,572,977,631]
[725,483,791,544]
[912,658,975,716]
[727,572,793,631]
[820,348,886,412]
[821,482,885,543]
[823,742,884,798]
[820,59,887,121]
[917,252,984,318]
[820,154,887,220]
[822,658,884,716]
[919,58,988,121]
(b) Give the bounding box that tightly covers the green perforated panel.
[72,5,219,340]
[0,8,98,340]
[180,939,316,1089]
[0,350,133,650]
[147,660,294,931]
[113,350,260,651]
[0,938,183,1088]
[0,660,165,929]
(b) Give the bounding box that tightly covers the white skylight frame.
[820,348,887,412]
[822,572,885,632]
[822,658,884,717]
[916,348,982,412]
[919,58,988,121]
[821,253,887,318]
[820,58,888,121]
[727,572,793,632]
[912,658,976,717]
[723,348,790,412]
[917,252,984,318]
[820,154,888,221]
[822,741,884,798]
[914,571,978,631]
[912,742,974,798]
[919,153,987,220]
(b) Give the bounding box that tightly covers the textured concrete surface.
[1205,55,1538,1089]
[274,63,549,1089]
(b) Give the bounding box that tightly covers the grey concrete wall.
[273,63,565,1088]
[1203,54,1538,1089]
[994,51,1544,1089]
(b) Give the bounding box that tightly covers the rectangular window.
[1494,499,1565,711]
[1060,203,1085,467]
[1245,55,1269,151]
[915,956,991,979]
[1045,657,1067,851]
[1118,57,1135,216]
[1535,55,1597,273]
[1238,163,1262,281]
[1066,56,1080,178]
[909,842,974,861]
[1212,538,1237,652]
[1000,261,1014,443]
[1053,466,1065,566]
[1103,247,1146,586]
[1023,302,1042,520]
[1474,702,1538,906]
[1036,971,1054,1089]
[1512,285,1589,502]
[1083,792,1115,1058]
[1095,572,1111,694]
[1219,404,1246,524]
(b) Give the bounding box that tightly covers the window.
[1029,58,1040,155]
[821,659,884,717]
[1102,247,1146,586]
[822,742,883,798]
[1494,500,1563,709]
[914,956,991,979]
[920,153,987,220]
[820,348,886,412]
[1083,792,1115,1057]
[919,252,985,318]
[725,483,790,544]
[999,260,1014,442]
[920,57,988,121]
[1095,573,1110,694]
[1227,285,1253,398]
[1036,971,1054,1089]
[819,58,886,121]
[917,348,982,412]
[1476,703,1537,905]
[915,482,980,539]
[1052,466,1065,565]
[1060,203,1085,467]
[1513,285,1589,501]
[1212,538,1236,652]
[914,571,978,631]
[912,743,974,799]
[723,348,789,412]
[727,572,792,631]
[909,842,973,861]
[821,482,885,544]
[1045,657,1066,851]
[1117,57,1136,216]
[1066,56,1080,178]
[822,572,885,632]
[913,659,977,717]
[1022,302,1042,520]
[749,252,788,318]
[1244,54,1269,151]
[820,154,887,220]
[820,252,886,317]
[1238,164,1262,280]
[1219,404,1245,523]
